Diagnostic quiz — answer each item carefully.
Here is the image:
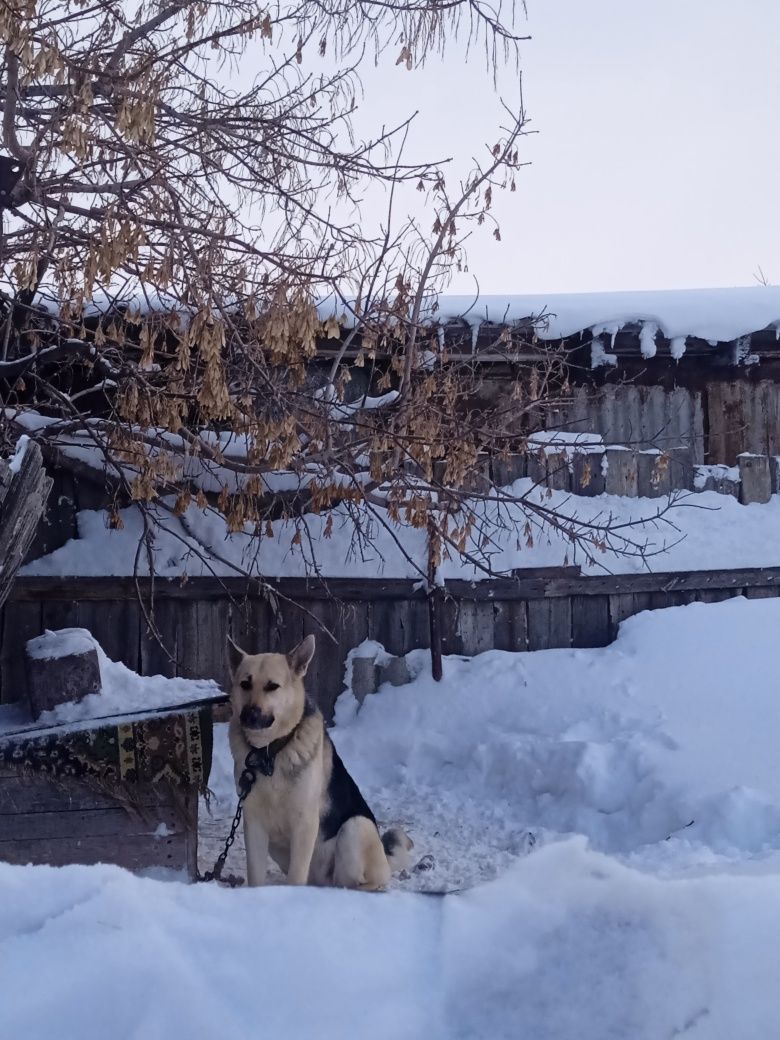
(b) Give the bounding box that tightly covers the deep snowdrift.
[3,842,780,1040]
[4,597,780,1039]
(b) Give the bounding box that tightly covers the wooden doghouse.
[0,629,217,878]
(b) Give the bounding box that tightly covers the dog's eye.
[264,681,280,692]
[240,677,252,691]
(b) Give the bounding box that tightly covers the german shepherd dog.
[227,634,413,889]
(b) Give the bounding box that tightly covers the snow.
[30,283,780,351]
[322,285,780,347]
[7,434,29,475]
[21,482,780,579]
[332,598,780,873]
[590,336,617,369]
[7,409,315,497]
[638,320,658,359]
[6,597,780,1037]
[694,463,740,490]
[670,334,687,360]
[4,842,780,1040]
[0,628,219,739]
[26,627,95,661]
[527,430,604,448]
[428,285,780,345]
[528,430,605,461]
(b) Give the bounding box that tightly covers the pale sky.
[358,0,780,295]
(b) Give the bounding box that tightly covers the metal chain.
[197,754,259,888]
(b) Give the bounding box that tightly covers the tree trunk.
[0,439,52,611]
[427,517,443,682]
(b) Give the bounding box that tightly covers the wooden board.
[0,775,198,876]
[571,594,611,647]
[527,597,572,651]
[16,566,780,603]
[492,600,528,652]
[0,600,42,704]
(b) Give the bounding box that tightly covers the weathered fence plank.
[572,450,606,496]
[454,600,495,655]
[738,453,773,504]
[604,447,638,497]
[527,597,572,651]
[14,567,780,603]
[1,601,42,703]
[492,600,528,652]
[571,594,611,647]
[0,441,52,613]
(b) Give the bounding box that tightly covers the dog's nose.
[240,705,274,729]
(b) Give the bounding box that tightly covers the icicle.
[590,336,617,370]
[669,336,687,361]
[639,321,658,359]
[590,321,623,350]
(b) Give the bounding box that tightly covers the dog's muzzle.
[240,705,275,730]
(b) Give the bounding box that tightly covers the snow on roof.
[320,286,780,355]
[427,286,780,343]
[32,283,780,352]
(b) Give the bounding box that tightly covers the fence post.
[604,447,638,497]
[738,453,772,505]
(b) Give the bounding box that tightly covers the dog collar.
[245,733,293,777]
[243,700,316,779]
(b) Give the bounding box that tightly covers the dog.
[227,633,413,889]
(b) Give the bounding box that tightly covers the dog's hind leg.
[333,817,391,891]
[243,814,269,887]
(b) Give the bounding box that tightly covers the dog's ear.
[287,634,315,677]
[226,635,246,676]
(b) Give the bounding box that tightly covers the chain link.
[197,755,259,888]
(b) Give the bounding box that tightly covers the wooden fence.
[4,567,780,719]
[545,381,780,467]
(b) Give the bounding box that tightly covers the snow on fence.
[4,568,780,720]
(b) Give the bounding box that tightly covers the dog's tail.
[381,827,414,873]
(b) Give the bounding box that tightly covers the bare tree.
[0,0,685,638]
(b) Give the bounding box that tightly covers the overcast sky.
[359,0,780,296]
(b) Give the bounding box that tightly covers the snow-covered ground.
[5,596,780,1038]
[21,484,780,579]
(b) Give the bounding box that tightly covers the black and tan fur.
[227,634,412,889]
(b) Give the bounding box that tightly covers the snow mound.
[4,840,780,1039]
